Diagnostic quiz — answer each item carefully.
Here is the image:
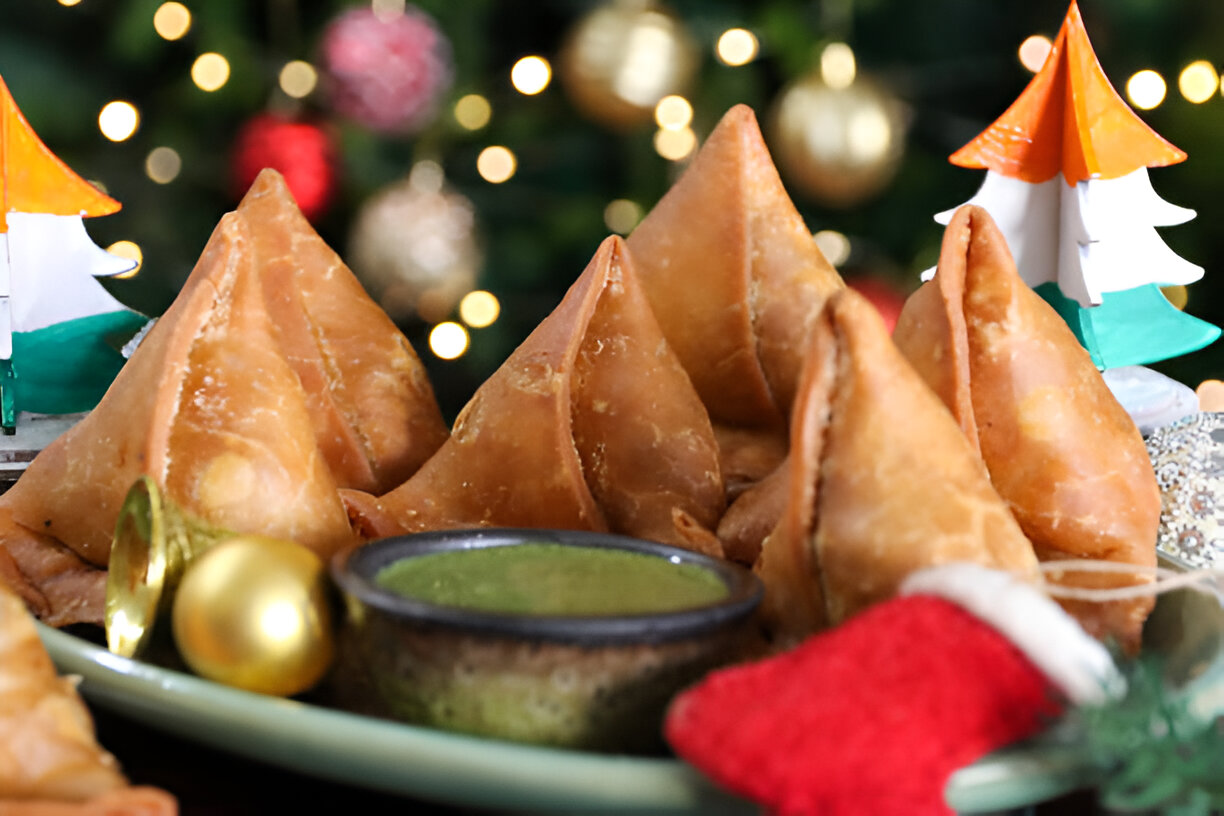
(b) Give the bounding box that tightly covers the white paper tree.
[0,75,147,432]
[932,0,1220,370]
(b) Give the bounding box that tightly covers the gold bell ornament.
[104,475,335,697]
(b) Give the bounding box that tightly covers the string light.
[429,322,469,359]
[191,53,231,92]
[153,2,191,40]
[716,28,758,66]
[603,199,643,234]
[145,146,182,184]
[279,60,318,99]
[106,241,143,278]
[98,101,140,142]
[477,146,517,183]
[820,43,856,90]
[654,95,692,130]
[454,94,492,130]
[459,291,500,328]
[1126,69,1166,110]
[511,56,552,95]
[56,0,82,6]
[813,230,851,267]
[1018,35,1052,73]
[654,126,696,160]
[1178,60,1218,104]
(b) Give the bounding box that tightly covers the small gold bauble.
[171,535,335,697]
[769,71,907,208]
[558,0,700,129]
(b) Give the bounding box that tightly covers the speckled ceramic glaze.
[330,529,763,753]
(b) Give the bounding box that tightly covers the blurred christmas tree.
[1,0,1222,418]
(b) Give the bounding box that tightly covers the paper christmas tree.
[935,0,1220,370]
[0,75,147,432]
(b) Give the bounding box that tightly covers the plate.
[38,625,1109,814]
[39,584,1223,815]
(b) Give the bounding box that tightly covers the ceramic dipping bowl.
[329,528,763,753]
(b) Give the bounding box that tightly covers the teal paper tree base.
[1035,282,1222,370]
[4,310,148,424]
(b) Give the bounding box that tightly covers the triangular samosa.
[345,236,726,556]
[626,105,844,496]
[0,170,445,626]
[754,288,1041,646]
[892,205,1159,651]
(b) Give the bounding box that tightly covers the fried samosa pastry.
[345,236,726,556]
[0,171,450,625]
[892,205,1159,651]
[754,288,1041,646]
[626,105,844,496]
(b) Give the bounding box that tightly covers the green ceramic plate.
[36,583,1224,815]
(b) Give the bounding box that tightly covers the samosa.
[0,169,446,626]
[626,105,844,498]
[344,236,727,556]
[892,205,1159,651]
[753,288,1041,646]
[0,582,175,811]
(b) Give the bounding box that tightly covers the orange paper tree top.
[949,0,1186,185]
[0,74,120,233]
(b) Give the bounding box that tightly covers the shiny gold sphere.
[171,535,335,697]
[769,71,907,208]
[559,0,700,129]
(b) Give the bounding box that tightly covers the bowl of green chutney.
[329,528,763,753]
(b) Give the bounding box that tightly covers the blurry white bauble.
[348,162,482,324]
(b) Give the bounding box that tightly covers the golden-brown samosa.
[344,236,726,556]
[626,105,844,497]
[753,288,1041,646]
[0,169,445,626]
[892,205,1159,652]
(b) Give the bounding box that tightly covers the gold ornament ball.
[171,535,336,697]
[559,0,700,129]
[769,72,907,208]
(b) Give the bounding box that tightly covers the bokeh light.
[821,43,856,90]
[477,146,517,183]
[459,291,500,328]
[1126,69,1166,110]
[153,2,191,40]
[429,321,470,359]
[511,56,552,95]
[1018,35,1052,72]
[191,53,231,92]
[98,101,140,141]
[654,95,692,130]
[1179,60,1218,103]
[653,126,696,160]
[279,60,318,99]
[716,28,758,66]
[145,146,182,184]
[106,241,143,278]
[454,94,492,130]
[603,199,643,234]
[813,230,852,267]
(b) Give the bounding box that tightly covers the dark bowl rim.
[329,528,763,645]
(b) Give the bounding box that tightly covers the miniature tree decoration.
[934,0,1220,371]
[0,75,148,433]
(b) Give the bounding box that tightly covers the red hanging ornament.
[230,114,338,221]
[319,5,453,134]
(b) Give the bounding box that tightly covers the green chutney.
[374,542,729,616]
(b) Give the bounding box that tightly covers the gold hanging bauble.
[347,161,482,325]
[769,71,908,208]
[171,535,336,697]
[558,0,700,129]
